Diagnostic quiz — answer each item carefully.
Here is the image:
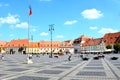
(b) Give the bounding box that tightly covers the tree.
[18,47,24,53]
[106,44,112,49]
[59,49,62,53]
[10,49,13,54]
[114,43,120,53]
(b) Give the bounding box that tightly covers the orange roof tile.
[5,39,29,48]
[103,32,120,45]
[73,35,89,44]
[82,38,103,46]
[36,41,62,48]
[0,40,7,47]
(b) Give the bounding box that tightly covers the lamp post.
[49,24,54,58]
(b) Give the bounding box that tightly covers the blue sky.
[0,0,120,42]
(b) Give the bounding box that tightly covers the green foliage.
[114,43,120,53]
[18,47,23,52]
[106,44,112,49]
[10,49,13,52]
[59,49,62,53]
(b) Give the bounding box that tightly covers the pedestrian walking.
[68,53,72,61]
[0,53,4,61]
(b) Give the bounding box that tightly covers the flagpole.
[28,10,30,54]
[28,0,30,54]
[26,0,33,64]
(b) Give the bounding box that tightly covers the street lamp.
[49,24,54,58]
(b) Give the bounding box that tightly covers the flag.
[29,5,32,15]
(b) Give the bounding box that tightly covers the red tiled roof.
[5,39,29,48]
[73,35,88,44]
[103,32,120,45]
[0,40,7,47]
[4,39,72,48]
[35,41,62,48]
[60,40,74,48]
[82,38,103,46]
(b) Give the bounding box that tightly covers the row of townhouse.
[73,32,120,53]
[0,32,120,54]
[1,39,74,54]
[81,38,106,53]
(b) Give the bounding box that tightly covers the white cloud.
[81,8,103,19]
[64,20,78,25]
[40,0,51,1]
[40,32,49,36]
[0,13,19,25]
[16,22,28,29]
[56,35,64,38]
[98,28,118,34]
[90,26,98,30]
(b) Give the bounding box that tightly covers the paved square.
[11,76,49,80]
[83,66,104,70]
[7,68,29,72]
[0,74,7,77]
[36,70,63,74]
[77,71,106,76]
[0,54,120,80]
[53,66,72,69]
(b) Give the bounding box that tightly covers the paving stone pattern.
[0,54,120,80]
[77,71,106,76]
[11,76,49,80]
[37,70,63,74]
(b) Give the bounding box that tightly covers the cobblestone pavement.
[0,54,120,80]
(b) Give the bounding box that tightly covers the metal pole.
[28,0,30,54]
[49,24,54,58]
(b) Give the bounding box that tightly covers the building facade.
[0,32,120,54]
[4,39,74,54]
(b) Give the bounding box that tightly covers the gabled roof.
[82,38,103,46]
[103,32,120,45]
[73,35,88,44]
[5,39,29,47]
